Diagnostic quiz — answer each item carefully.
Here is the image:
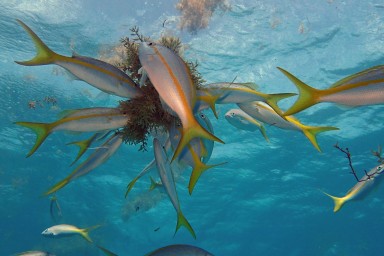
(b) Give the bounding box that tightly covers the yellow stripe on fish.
[138,42,223,162]
[278,66,384,116]
[15,19,142,99]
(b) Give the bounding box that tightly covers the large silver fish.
[44,133,123,195]
[15,107,128,157]
[153,138,196,238]
[139,42,223,161]
[278,66,384,115]
[238,101,338,152]
[145,244,214,256]
[196,82,296,117]
[324,163,384,212]
[15,19,142,99]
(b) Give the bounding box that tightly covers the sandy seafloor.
[1,0,384,255]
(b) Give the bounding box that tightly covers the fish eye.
[231,112,235,116]
[148,42,153,46]
[377,166,383,172]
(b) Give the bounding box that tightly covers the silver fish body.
[324,163,384,212]
[16,251,55,256]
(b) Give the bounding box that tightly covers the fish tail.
[277,67,321,116]
[44,176,72,196]
[172,118,224,162]
[248,117,270,143]
[96,244,118,256]
[15,19,60,66]
[67,134,98,166]
[80,224,102,243]
[302,125,339,152]
[14,121,52,157]
[259,124,270,143]
[189,161,227,195]
[149,176,160,191]
[322,191,346,212]
[67,140,89,166]
[125,177,139,198]
[175,211,196,239]
[265,92,297,117]
[196,93,221,119]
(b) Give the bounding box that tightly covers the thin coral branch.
[335,143,383,182]
[334,142,359,182]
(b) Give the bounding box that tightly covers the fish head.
[225,109,245,125]
[41,228,55,236]
[376,164,384,175]
[138,41,157,57]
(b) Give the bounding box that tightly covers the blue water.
[1,0,384,255]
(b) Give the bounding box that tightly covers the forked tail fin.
[15,19,59,66]
[301,125,339,152]
[265,92,297,117]
[44,176,72,196]
[172,118,224,162]
[80,224,102,243]
[277,67,321,116]
[175,211,196,239]
[14,121,52,157]
[322,191,346,212]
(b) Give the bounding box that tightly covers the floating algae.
[117,27,206,151]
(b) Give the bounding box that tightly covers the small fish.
[125,159,156,197]
[49,194,62,223]
[15,107,128,157]
[238,101,338,152]
[323,163,384,212]
[196,82,296,117]
[44,133,123,195]
[15,19,142,99]
[153,138,196,238]
[278,66,384,116]
[225,108,269,142]
[41,224,100,243]
[139,42,223,162]
[15,251,55,256]
[145,244,214,256]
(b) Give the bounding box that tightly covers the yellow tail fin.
[14,121,52,157]
[15,19,59,66]
[265,92,297,117]
[301,125,339,152]
[322,191,346,212]
[187,145,227,195]
[44,177,72,196]
[172,118,224,162]
[175,211,196,239]
[67,134,98,166]
[80,224,102,243]
[277,67,321,116]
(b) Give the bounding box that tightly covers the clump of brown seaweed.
[117,27,205,150]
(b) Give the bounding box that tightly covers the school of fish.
[13,19,384,255]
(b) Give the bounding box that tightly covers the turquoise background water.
[1,0,384,255]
